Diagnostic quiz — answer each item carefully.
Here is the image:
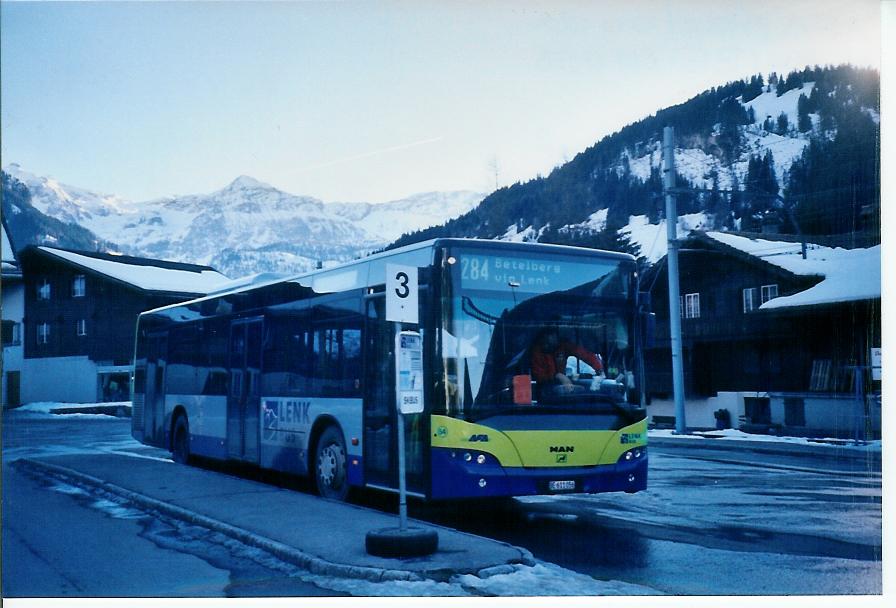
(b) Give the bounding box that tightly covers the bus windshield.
[441,247,637,420]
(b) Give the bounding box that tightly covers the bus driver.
[530,328,603,392]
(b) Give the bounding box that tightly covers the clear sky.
[0,0,882,204]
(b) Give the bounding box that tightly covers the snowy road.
[2,409,882,596]
[415,444,881,594]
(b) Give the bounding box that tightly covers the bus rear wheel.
[315,426,349,501]
[172,415,191,465]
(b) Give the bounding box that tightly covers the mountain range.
[1,165,483,277]
[2,64,880,278]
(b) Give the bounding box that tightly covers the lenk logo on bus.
[263,399,311,433]
[468,434,489,442]
[620,432,644,444]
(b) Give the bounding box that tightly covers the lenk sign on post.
[396,331,424,414]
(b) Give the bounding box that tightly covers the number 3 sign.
[386,264,418,324]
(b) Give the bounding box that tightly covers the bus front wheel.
[172,415,191,465]
[315,426,349,501]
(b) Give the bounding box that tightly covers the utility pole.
[663,126,687,434]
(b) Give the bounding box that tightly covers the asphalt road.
[1,412,343,598]
[2,410,882,596]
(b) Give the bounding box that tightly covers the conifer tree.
[776,112,789,134]
[797,94,812,132]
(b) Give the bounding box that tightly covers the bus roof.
[139,238,636,318]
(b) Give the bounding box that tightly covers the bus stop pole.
[396,324,409,532]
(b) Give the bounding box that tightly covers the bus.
[131,238,650,501]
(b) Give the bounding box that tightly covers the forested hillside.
[389,65,880,258]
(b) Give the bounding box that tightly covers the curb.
[15,458,478,584]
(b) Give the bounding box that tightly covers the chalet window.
[681,293,701,319]
[2,320,21,346]
[743,287,758,313]
[37,279,51,300]
[761,284,778,304]
[37,322,50,345]
[77,319,87,336]
[72,275,86,297]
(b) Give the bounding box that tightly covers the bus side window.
[311,296,363,398]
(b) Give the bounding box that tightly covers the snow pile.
[453,563,658,596]
[705,232,881,308]
[15,401,130,420]
[650,428,881,451]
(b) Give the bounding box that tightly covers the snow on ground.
[649,428,881,451]
[743,83,815,134]
[622,213,712,262]
[559,208,608,234]
[452,563,657,596]
[624,83,817,198]
[500,223,542,242]
[15,401,131,419]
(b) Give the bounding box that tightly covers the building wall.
[645,244,880,399]
[22,253,182,365]
[2,279,25,407]
[18,249,204,404]
[647,392,748,430]
[21,355,98,403]
[768,393,882,439]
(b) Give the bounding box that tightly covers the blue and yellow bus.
[132,239,649,500]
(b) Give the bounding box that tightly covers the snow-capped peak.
[223,175,272,192]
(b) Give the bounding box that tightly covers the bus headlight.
[618,447,647,464]
[476,454,486,464]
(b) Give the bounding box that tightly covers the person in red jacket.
[530,328,603,389]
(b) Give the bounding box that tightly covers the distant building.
[645,231,881,438]
[2,219,24,408]
[18,246,231,404]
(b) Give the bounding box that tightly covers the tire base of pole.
[365,526,439,558]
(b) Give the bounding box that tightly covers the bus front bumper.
[429,447,648,500]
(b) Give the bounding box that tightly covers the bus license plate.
[548,480,576,492]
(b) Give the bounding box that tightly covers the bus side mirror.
[638,292,655,349]
[641,312,656,349]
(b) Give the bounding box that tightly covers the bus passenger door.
[363,297,394,488]
[144,332,168,445]
[363,297,426,494]
[227,318,263,463]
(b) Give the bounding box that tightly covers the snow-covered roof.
[2,227,13,261]
[2,221,21,274]
[37,247,231,295]
[702,232,880,309]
